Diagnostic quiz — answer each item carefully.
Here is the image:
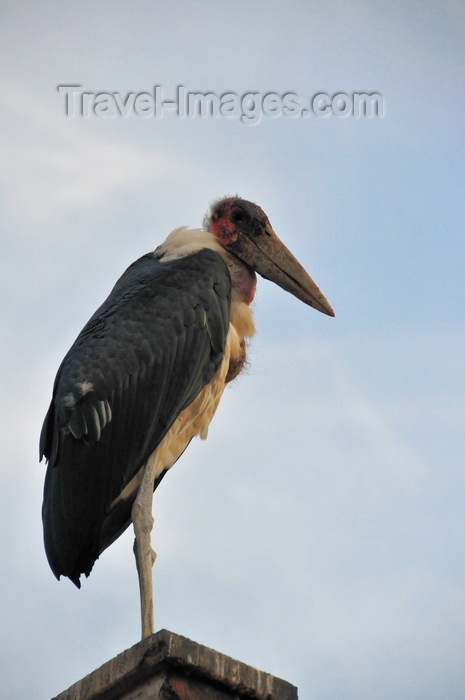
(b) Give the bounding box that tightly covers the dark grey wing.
[40,248,231,586]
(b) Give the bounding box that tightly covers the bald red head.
[207,197,269,247]
[205,196,335,317]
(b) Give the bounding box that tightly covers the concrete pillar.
[53,629,298,699]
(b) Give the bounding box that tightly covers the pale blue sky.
[1,2,464,698]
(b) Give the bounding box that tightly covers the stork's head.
[206,197,335,316]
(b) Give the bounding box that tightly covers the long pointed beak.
[230,223,335,316]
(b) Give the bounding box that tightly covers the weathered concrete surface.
[53,629,298,700]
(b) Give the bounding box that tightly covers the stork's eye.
[231,210,246,224]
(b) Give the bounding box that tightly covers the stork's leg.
[132,458,158,639]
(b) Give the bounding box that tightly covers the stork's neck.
[155,226,257,306]
[223,251,257,306]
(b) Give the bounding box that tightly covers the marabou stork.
[40,196,334,639]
